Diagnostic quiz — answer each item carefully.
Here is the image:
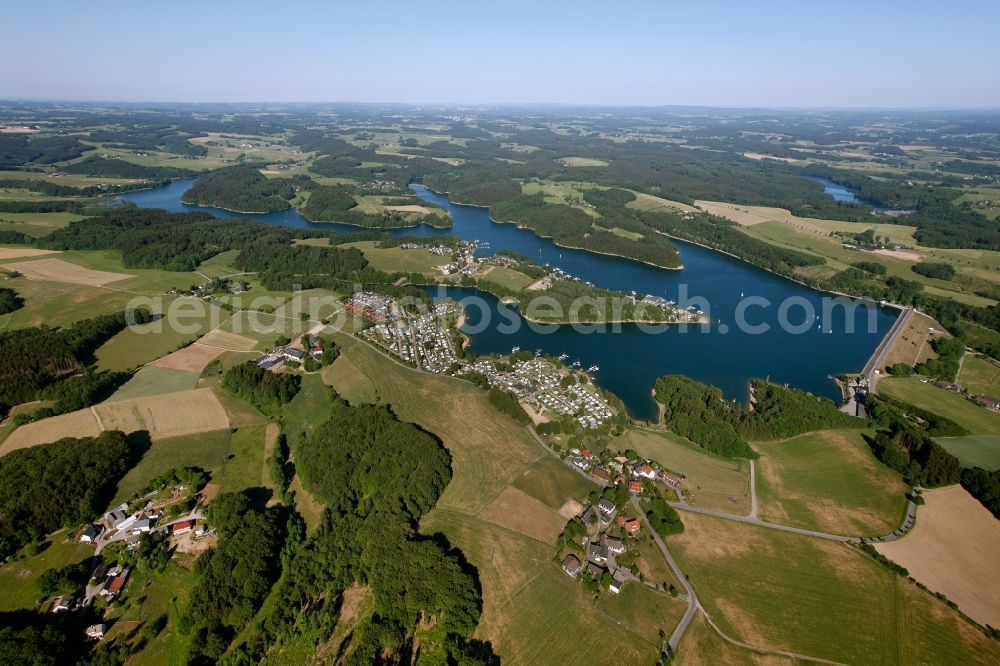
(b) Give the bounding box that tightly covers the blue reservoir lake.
[805,175,891,212]
[122,179,896,421]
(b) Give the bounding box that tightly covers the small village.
[565,448,683,491]
[41,474,212,640]
[559,449,686,597]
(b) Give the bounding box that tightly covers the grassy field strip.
[880,377,1000,434]
[669,511,999,664]
[934,435,1000,470]
[753,430,909,537]
[2,257,134,286]
[958,353,1000,397]
[0,388,229,453]
[673,612,798,665]
[698,609,848,665]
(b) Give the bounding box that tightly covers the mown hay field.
[754,429,908,536]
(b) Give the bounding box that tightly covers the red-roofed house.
[171,520,194,535]
[625,519,641,535]
[615,515,626,526]
[581,449,593,459]
[106,569,129,597]
[628,480,643,494]
[658,470,682,486]
[592,467,610,482]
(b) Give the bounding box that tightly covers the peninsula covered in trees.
[181,164,295,212]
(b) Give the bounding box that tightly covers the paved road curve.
[629,495,699,652]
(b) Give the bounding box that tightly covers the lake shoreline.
[418,184,684,271]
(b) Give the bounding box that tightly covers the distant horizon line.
[2,98,1000,113]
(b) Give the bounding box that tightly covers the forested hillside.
[227,395,495,664]
[301,183,451,228]
[0,310,149,408]
[181,165,295,212]
[653,375,863,458]
[0,431,134,559]
[62,156,196,179]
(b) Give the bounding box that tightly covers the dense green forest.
[62,156,196,179]
[40,207,318,271]
[653,375,863,458]
[0,610,74,665]
[0,431,134,559]
[0,177,156,198]
[0,287,24,315]
[0,134,92,167]
[222,361,301,411]
[867,424,961,487]
[911,262,956,281]
[301,183,451,228]
[652,375,758,458]
[181,165,295,212]
[180,492,290,662]
[227,395,494,664]
[0,310,149,409]
[864,393,970,489]
[961,467,1000,518]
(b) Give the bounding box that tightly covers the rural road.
[629,495,699,652]
[862,306,914,392]
[670,459,918,544]
[670,502,859,542]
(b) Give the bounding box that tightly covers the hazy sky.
[3,0,998,108]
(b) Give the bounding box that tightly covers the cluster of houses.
[91,565,130,602]
[346,291,398,323]
[566,450,682,491]
[438,242,514,277]
[254,343,322,372]
[638,294,699,322]
[561,500,637,594]
[459,357,615,428]
[363,178,399,193]
[172,277,246,298]
[101,504,164,538]
[50,566,130,619]
[398,242,454,256]
[88,504,205,550]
